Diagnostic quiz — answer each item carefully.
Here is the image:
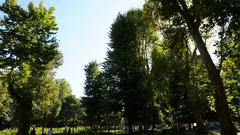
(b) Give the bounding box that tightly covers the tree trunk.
[190,28,236,135]
[194,110,207,134]
[17,102,32,135]
[42,111,46,135]
[8,82,32,135]
[128,122,133,135]
[114,123,117,135]
[16,101,32,135]
[139,123,143,134]
[107,114,110,135]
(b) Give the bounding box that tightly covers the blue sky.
[1,0,145,97]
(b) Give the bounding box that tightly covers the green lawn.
[0,127,87,135]
[0,128,232,135]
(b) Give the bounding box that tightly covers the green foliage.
[151,45,173,125]
[222,58,240,123]
[56,79,72,101]
[56,95,85,127]
[0,81,13,129]
[0,0,62,70]
[150,23,213,133]
[150,27,195,125]
[190,59,212,112]
[144,0,240,134]
[83,61,101,97]
[105,9,156,131]
[0,1,62,134]
[82,61,103,127]
[32,72,62,126]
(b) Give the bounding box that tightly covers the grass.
[101,129,127,134]
[0,127,87,135]
[0,128,229,135]
[208,131,220,135]
[0,128,17,135]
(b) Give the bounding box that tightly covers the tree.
[189,57,212,133]
[151,45,174,126]
[144,0,240,134]
[54,79,85,128]
[56,95,84,129]
[151,39,195,129]
[56,78,72,101]
[0,1,62,134]
[104,9,156,134]
[31,72,62,134]
[82,61,103,129]
[150,25,215,133]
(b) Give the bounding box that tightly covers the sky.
[0,0,145,97]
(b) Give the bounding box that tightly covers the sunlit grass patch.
[101,129,127,134]
[0,127,88,135]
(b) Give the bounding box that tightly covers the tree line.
[83,0,240,135]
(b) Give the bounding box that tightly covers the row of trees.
[0,0,239,135]
[0,1,84,135]
[83,0,240,135]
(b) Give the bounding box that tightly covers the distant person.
[30,126,36,135]
[68,128,71,135]
[63,127,68,135]
[47,128,53,135]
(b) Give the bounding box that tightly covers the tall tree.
[82,61,103,129]
[189,57,212,133]
[151,45,174,126]
[144,0,240,134]
[0,1,62,134]
[104,9,156,134]
[151,39,195,128]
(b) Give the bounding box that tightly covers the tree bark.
[17,102,32,135]
[194,110,207,134]
[42,111,46,135]
[107,114,110,135]
[128,121,133,135]
[8,82,32,135]
[139,123,143,134]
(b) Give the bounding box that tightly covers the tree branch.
[217,54,224,74]
[191,47,198,65]
[176,0,195,29]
